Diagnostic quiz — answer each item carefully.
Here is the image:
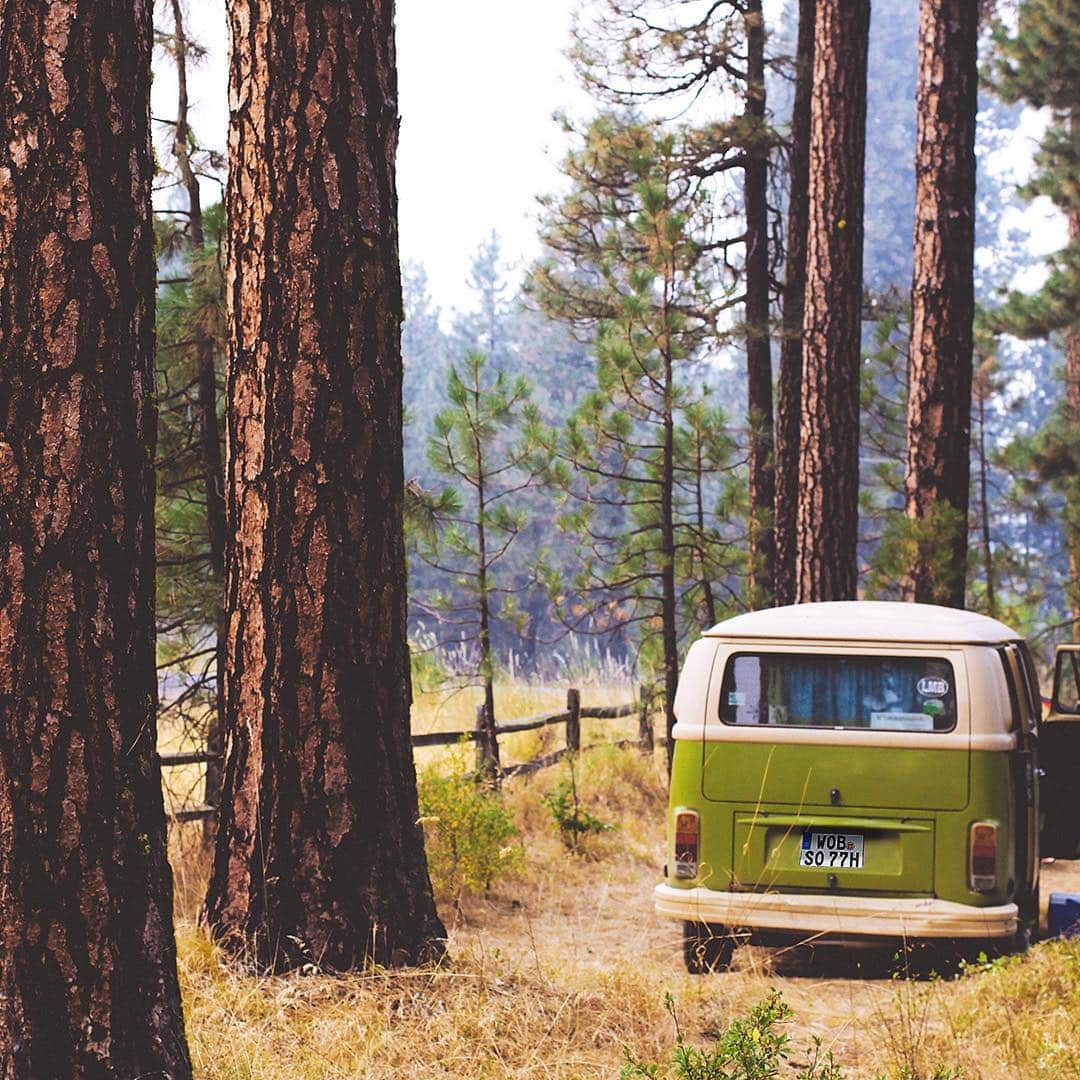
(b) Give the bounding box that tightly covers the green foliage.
[542,763,616,854]
[415,350,546,713]
[416,749,523,898]
[987,0,1080,342]
[528,114,742,692]
[621,992,844,1080]
[867,504,967,605]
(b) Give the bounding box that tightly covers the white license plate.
[799,831,865,869]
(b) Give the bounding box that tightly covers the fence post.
[475,702,501,784]
[638,682,654,755]
[566,687,581,754]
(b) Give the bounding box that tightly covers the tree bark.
[167,0,227,832]
[902,0,978,608]
[773,0,815,607]
[744,0,775,606]
[205,0,446,971]
[0,1,192,1075]
[795,0,870,603]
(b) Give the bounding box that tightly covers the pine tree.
[573,1,782,603]
[153,1,228,826]
[0,0,192,1071]
[205,0,446,971]
[989,0,1080,628]
[902,0,979,609]
[529,117,741,762]
[774,0,816,607]
[418,353,544,754]
[795,0,871,602]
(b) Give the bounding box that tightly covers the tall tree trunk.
[773,0,815,607]
[168,0,227,831]
[205,0,446,970]
[1066,205,1080,633]
[0,2,192,1074]
[902,0,978,608]
[661,356,679,771]
[744,0,775,607]
[795,0,870,603]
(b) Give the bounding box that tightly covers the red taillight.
[969,822,998,892]
[673,809,699,880]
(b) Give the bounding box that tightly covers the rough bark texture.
[902,0,978,608]
[205,0,446,970]
[0,1,192,1075]
[773,0,815,607]
[795,0,870,603]
[744,0,775,606]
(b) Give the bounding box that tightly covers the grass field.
[165,681,1080,1078]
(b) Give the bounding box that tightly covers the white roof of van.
[703,601,1021,645]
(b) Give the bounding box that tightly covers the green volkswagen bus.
[655,602,1053,972]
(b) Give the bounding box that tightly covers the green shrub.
[621,992,844,1080]
[417,750,523,898]
[543,758,616,852]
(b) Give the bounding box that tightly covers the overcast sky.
[155,0,585,312]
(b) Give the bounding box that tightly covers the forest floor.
[169,682,1080,1079]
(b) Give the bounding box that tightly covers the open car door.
[1041,644,1080,859]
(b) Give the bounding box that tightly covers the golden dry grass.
[166,693,1080,1079]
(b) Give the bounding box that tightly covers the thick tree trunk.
[0,2,192,1075]
[168,0,227,831]
[773,0,815,607]
[744,0,775,606]
[902,0,978,608]
[205,0,446,970]
[795,0,870,603]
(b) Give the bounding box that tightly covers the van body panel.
[732,812,936,895]
[701,742,969,811]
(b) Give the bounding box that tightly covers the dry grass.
[167,705,1080,1079]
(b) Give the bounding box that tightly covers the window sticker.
[870,711,934,731]
[922,698,945,716]
[728,691,746,706]
[917,676,949,697]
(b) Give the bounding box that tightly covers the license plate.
[800,831,865,869]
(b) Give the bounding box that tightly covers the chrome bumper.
[654,883,1018,940]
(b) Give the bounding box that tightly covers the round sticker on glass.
[917,676,949,698]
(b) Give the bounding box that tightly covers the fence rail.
[161,683,657,822]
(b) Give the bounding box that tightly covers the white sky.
[155,0,584,312]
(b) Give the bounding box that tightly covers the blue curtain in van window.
[780,658,877,726]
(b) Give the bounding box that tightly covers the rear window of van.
[719,653,958,733]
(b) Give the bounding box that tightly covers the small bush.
[417,750,523,898]
[543,758,616,853]
[621,992,844,1080]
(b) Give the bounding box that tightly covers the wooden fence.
[161,684,657,821]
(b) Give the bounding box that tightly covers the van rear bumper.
[654,883,1017,940]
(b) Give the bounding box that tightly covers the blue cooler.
[1047,893,1080,938]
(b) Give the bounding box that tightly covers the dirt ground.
[442,814,1080,1078]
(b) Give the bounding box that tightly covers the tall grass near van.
[164,676,1080,1078]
